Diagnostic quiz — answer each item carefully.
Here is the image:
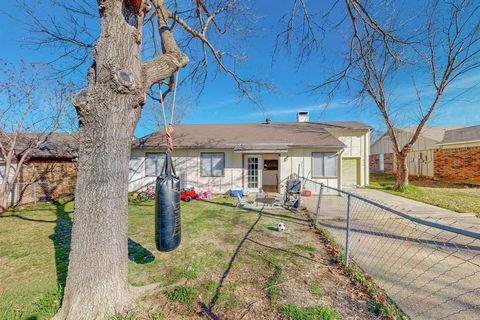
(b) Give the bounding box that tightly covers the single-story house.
[129,113,371,194]
[0,132,77,205]
[435,125,480,183]
[370,126,461,177]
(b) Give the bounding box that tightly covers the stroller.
[283,179,301,209]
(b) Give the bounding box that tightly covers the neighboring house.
[370,126,461,177]
[129,112,371,194]
[0,133,78,205]
[435,125,480,183]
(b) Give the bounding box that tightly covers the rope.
[158,70,180,153]
[170,70,179,124]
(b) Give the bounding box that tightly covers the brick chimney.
[297,111,309,122]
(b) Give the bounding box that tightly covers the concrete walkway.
[303,188,480,320]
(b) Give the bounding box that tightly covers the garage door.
[342,158,359,186]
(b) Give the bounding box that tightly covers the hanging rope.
[158,70,180,153]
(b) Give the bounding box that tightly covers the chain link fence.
[7,179,75,207]
[300,177,480,320]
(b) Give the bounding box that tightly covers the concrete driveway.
[303,188,480,320]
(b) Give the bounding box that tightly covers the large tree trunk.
[54,1,188,318]
[0,158,14,211]
[0,181,9,211]
[394,152,409,190]
[54,2,143,319]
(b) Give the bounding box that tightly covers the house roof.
[135,121,371,149]
[0,132,78,159]
[396,126,463,142]
[439,125,480,145]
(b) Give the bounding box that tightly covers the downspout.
[337,148,345,194]
[365,129,371,186]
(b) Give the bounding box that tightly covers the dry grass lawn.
[0,196,384,319]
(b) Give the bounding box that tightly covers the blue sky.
[1,1,479,137]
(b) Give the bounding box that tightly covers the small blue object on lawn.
[230,188,246,197]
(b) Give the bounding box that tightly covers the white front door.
[245,156,262,193]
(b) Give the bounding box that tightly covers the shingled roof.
[439,125,480,145]
[135,121,371,149]
[397,126,463,142]
[0,132,78,159]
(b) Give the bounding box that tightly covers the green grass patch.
[308,282,322,297]
[278,304,336,320]
[163,286,199,304]
[293,244,316,253]
[0,287,63,320]
[266,263,283,302]
[369,173,480,216]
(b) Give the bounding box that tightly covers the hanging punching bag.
[155,153,181,251]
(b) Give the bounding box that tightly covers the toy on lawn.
[277,222,286,232]
[180,187,197,202]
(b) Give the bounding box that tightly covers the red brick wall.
[384,153,394,174]
[434,147,480,182]
[369,154,380,172]
[369,153,394,174]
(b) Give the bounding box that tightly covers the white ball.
[277,222,286,232]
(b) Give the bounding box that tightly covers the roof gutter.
[133,144,346,150]
[437,139,480,146]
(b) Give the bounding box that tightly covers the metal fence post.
[345,193,352,266]
[315,184,324,226]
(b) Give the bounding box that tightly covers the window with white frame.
[201,153,225,177]
[312,152,338,177]
[145,153,166,176]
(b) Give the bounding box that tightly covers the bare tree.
[0,61,70,210]
[16,0,262,318]
[279,0,480,190]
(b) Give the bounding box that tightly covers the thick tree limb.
[142,52,188,89]
[141,0,189,89]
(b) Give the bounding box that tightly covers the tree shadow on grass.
[128,238,155,264]
[48,199,155,302]
[197,210,263,319]
[49,199,74,294]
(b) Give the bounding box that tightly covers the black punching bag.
[155,153,181,251]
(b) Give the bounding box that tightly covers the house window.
[145,153,166,176]
[201,153,225,177]
[379,154,385,171]
[263,159,278,171]
[312,152,338,177]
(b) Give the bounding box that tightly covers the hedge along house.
[370,126,462,178]
[129,113,371,194]
[435,125,480,183]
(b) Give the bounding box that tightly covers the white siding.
[279,148,341,194]
[129,148,243,193]
[129,129,370,193]
[371,131,436,177]
[328,129,370,186]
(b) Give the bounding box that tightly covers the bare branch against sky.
[15,0,270,109]
[276,0,480,188]
[0,60,72,210]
